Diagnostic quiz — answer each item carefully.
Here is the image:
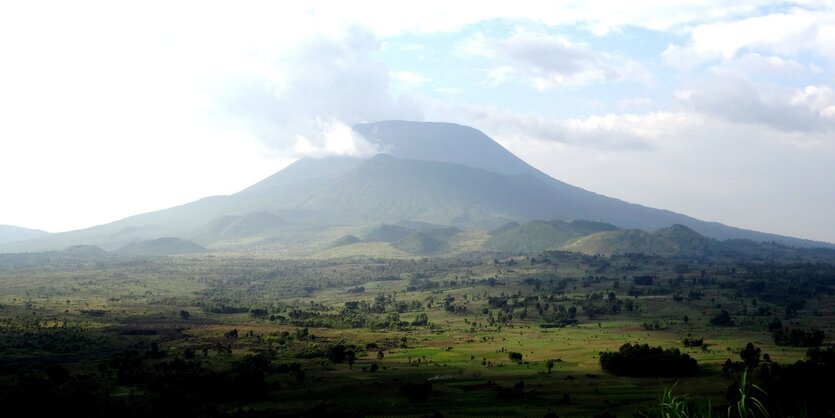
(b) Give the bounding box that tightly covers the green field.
[0,250,832,417]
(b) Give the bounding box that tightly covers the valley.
[1,248,833,417]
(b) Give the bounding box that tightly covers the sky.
[1,1,834,242]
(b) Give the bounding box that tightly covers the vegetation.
[0,246,833,417]
[599,343,699,377]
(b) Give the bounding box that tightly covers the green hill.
[392,231,447,255]
[330,235,361,247]
[563,224,719,256]
[118,237,205,256]
[360,224,415,242]
[486,220,619,253]
[62,245,108,256]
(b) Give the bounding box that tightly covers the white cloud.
[664,6,835,69]
[292,119,382,157]
[425,101,659,150]
[393,71,430,87]
[709,53,806,77]
[460,30,650,89]
[676,75,835,132]
[289,0,793,36]
[792,85,835,118]
[203,27,424,156]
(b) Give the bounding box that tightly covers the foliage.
[772,327,824,347]
[599,343,698,377]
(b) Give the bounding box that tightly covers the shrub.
[599,343,698,377]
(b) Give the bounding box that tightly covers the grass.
[0,250,830,417]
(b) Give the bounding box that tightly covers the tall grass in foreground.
[640,370,771,418]
[640,384,714,418]
[729,370,769,418]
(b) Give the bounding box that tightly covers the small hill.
[486,220,619,253]
[361,224,415,242]
[118,237,205,256]
[489,221,520,235]
[0,225,49,245]
[564,224,718,257]
[394,220,462,240]
[392,231,447,255]
[330,235,361,247]
[62,245,108,256]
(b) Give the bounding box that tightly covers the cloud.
[459,30,650,89]
[203,27,423,157]
[425,101,659,150]
[663,6,835,69]
[291,119,382,157]
[677,75,835,132]
[290,0,790,36]
[393,71,430,87]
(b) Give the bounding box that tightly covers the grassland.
[0,250,832,417]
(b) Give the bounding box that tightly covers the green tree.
[740,343,761,369]
[346,349,356,369]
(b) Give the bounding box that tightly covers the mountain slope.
[118,237,205,256]
[354,120,550,180]
[0,225,49,245]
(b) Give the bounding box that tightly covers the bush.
[599,343,698,377]
[773,327,825,347]
[710,310,734,326]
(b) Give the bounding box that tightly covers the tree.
[599,343,698,377]
[710,310,734,326]
[377,350,385,360]
[412,313,429,326]
[546,359,555,373]
[328,344,347,363]
[740,343,761,369]
[179,310,190,320]
[346,349,356,369]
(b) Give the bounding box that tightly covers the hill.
[563,224,720,257]
[330,235,361,247]
[118,237,205,256]
[62,245,108,256]
[486,220,619,253]
[392,231,447,255]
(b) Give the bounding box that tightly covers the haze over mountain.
[1,120,831,254]
[0,225,50,245]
